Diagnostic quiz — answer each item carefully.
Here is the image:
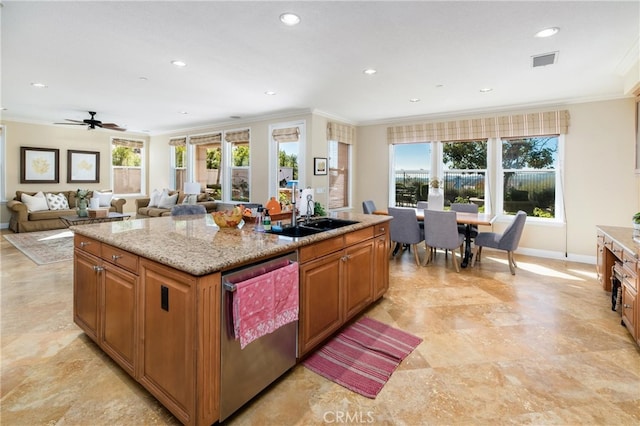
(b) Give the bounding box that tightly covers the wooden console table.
[596,225,639,346]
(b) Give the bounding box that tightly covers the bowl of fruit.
[211,207,244,228]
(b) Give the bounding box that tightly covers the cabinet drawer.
[101,244,139,274]
[621,284,636,336]
[344,227,373,246]
[374,222,389,236]
[74,235,101,257]
[622,250,638,276]
[299,235,345,263]
[611,241,626,260]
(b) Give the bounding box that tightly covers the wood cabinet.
[74,236,220,425]
[596,227,639,347]
[73,235,138,376]
[298,224,389,356]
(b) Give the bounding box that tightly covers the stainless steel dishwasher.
[220,252,298,421]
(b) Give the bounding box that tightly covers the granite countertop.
[71,212,391,276]
[596,225,640,258]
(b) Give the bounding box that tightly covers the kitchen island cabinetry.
[298,226,381,357]
[373,223,390,299]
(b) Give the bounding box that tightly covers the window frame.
[269,120,306,206]
[327,139,352,211]
[110,137,145,197]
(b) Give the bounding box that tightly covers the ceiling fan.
[55,111,126,131]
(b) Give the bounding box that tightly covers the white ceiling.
[2,1,638,134]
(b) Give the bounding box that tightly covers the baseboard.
[1,222,8,230]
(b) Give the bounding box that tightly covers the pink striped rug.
[303,317,422,398]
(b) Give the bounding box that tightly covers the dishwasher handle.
[223,258,295,293]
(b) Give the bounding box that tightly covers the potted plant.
[633,212,640,230]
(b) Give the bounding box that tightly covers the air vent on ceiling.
[532,51,558,68]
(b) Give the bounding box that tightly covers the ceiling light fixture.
[409,98,420,103]
[179,111,189,115]
[479,88,493,93]
[535,27,559,38]
[363,68,377,75]
[31,82,47,88]
[171,60,187,67]
[264,91,276,96]
[280,12,301,26]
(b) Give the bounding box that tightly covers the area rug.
[303,317,422,398]
[3,229,74,265]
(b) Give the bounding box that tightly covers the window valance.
[189,133,222,145]
[224,129,250,143]
[112,138,144,149]
[168,137,187,146]
[272,127,300,142]
[327,122,354,144]
[387,110,569,144]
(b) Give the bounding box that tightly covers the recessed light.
[435,84,444,88]
[409,98,420,103]
[535,27,559,38]
[139,76,148,81]
[479,88,493,93]
[171,60,187,67]
[179,111,189,115]
[264,91,276,96]
[363,68,377,75]
[230,115,241,119]
[31,82,47,88]
[280,12,301,26]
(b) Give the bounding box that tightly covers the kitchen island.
[71,212,391,425]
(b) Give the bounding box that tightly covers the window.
[392,143,431,207]
[328,140,350,209]
[191,134,222,200]
[442,140,487,210]
[226,130,250,202]
[111,138,144,195]
[500,136,559,218]
[169,137,187,192]
[271,123,304,207]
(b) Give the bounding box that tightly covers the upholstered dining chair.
[423,210,465,272]
[171,204,207,216]
[388,207,426,266]
[416,201,429,210]
[450,202,479,237]
[362,200,376,214]
[471,210,527,275]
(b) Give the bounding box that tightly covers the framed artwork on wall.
[20,147,59,183]
[314,157,327,175]
[67,150,100,183]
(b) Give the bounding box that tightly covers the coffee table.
[60,212,131,228]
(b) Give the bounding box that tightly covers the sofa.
[7,190,126,233]
[135,191,217,218]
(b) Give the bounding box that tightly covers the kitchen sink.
[299,218,359,230]
[266,225,325,238]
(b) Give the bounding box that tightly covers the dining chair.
[471,210,526,274]
[416,201,429,210]
[388,207,426,266]
[362,200,377,214]
[450,202,479,237]
[423,210,465,272]
[171,204,207,216]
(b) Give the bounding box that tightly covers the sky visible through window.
[395,144,430,170]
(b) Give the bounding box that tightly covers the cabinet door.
[140,261,196,424]
[622,284,637,341]
[74,249,100,342]
[299,252,343,356]
[373,233,389,300]
[102,264,137,377]
[344,240,374,321]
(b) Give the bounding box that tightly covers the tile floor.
[1,231,639,425]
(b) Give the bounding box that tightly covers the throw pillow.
[182,194,198,205]
[148,189,164,207]
[21,191,49,212]
[45,192,70,210]
[158,193,179,209]
[93,190,113,207]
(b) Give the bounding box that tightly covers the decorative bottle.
[263,209,271,231]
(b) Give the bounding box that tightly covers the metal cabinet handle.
[623,304,632,309]
[341,256,348,262]
[112,254,122,261]
[93,265,104,272]
[80,241,91,248]
[379,227,385,232]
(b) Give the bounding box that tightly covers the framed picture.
[20,147,59,183]
[67,150,100,183]
[314,157,327,175]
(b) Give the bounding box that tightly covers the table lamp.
[183,182,201,204]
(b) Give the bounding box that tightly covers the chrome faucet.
[290,181,297,227]
[305,194,314,223]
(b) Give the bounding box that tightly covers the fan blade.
[65,119,85,123]
[54,122,85,125]
[100,123,127,131]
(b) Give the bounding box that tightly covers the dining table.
[374,208,495,268]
